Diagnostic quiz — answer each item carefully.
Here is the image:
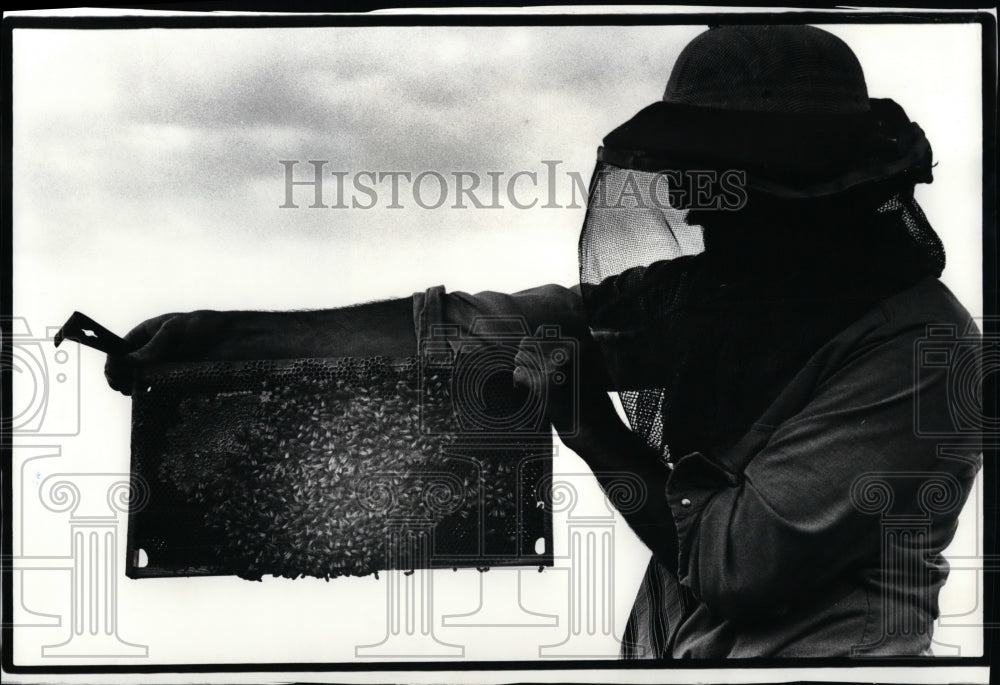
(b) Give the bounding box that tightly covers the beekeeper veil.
[577,25,944,463]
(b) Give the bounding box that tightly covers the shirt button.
[680,498,692,508]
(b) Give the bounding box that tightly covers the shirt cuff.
[412,285,447,350]
[665,450,742,578]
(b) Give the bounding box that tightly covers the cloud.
[11,22,982,328]
[14,26,694,235]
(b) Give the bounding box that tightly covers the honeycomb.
[128,356,552,580]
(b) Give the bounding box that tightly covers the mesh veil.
[578,161,945,462]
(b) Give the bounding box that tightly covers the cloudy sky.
[13,25,698,332]
[13,22,983,337]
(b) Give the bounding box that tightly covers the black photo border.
[2,2,996,678]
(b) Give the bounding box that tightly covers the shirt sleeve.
[412,283,588,349]
[664,318,981,621]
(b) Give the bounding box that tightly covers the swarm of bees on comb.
[150,357,528,580]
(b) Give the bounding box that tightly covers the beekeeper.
[512,24,981,658]
[103,24,981,659]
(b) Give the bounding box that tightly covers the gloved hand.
[103,310,239,395]
[512,326,621,452]
[100,298,419,396]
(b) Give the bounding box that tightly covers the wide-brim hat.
[598,25,933,198]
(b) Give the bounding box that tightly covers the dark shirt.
[623,276,982,657]
[412,276,982,657]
